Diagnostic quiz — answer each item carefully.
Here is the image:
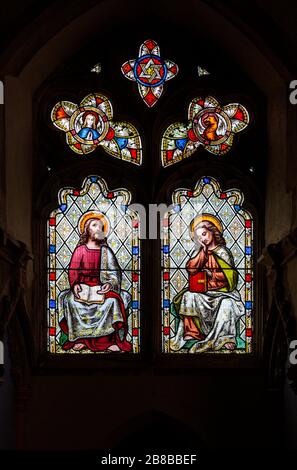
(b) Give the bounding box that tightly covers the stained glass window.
[47,176,141,354]
[51,93,142,164]
[121,39,178,107]
[161,176,253,354]
[161,96,249,166]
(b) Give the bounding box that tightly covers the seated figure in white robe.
[58,212,131,353]
[169,214,245,353]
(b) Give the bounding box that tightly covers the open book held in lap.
[75,283,105,304]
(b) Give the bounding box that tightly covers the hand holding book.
[97,283,112,294]
[202,268,212,278]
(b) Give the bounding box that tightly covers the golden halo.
[78,211,110,236]
[190,213,223,240]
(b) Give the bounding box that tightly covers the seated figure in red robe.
[58,212,132,352]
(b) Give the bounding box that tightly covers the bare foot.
[73,343,86,351]
[225,342,236,350]
[107,344,121,352]
[184,335,194,340]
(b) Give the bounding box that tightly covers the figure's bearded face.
[88,219,105,243]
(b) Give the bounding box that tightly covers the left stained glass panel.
[47,176,141,354]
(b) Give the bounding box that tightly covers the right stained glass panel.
[161,176,253,354]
